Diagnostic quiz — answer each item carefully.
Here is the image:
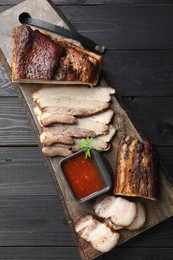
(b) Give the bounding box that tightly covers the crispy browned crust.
[54,40,102,86]
[12,25,64,81]
[113,135,159,200]
[12,25,102,86]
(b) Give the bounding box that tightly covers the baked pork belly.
[75,214,120,253]
[94,196,137,227]
[41,125,116,157]
[12,25,102,86]
[113,135,159,200]
[126,202,146,230]
[42,117,109,137]
[12,25,64,81]
[33,86,115,126]
[33,86,115,103]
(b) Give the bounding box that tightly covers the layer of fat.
[33,86,115,103]
[126,202,146,230]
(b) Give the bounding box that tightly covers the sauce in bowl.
[62,153,105,199]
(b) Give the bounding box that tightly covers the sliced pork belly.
[40,132,74,146]
[41,105,108,117]
[75,214,95,233]
[75,214,120,253]
[40,112,77,126]
[126,202,146,230]
[94,196,137,227]
[36,96,110,113]
[34,106,113,126]
[105,218,122,231]
[42,145,72,157]
[42,118,108,137]
[32,86,115,103]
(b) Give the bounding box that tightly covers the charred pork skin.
[12,25,64,81]
[113,135,159,200]
[12,25,102,86]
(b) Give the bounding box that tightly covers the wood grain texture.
[0,247,173,260]
[0,195,75,246]
[0,1,173,260]
[103,50,173,96]
[2,49,173,97]
[0,97,36,145]
[1,0,173,5]
[0,4,173,258]
[0,61,15,96]
[0,195,173,248]
[59,5,173,49]
[0,147,56,195]
[0,97,173,146]
[123,97,173,145]
[0,145,172,195]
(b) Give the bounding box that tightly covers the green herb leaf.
[78,137,99,158]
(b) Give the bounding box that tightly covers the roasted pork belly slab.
[113,135,159,200]
[12,25,64,81]
[12,25,102,86]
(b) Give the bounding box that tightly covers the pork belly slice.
[42,145,72,157]
[40,132,74,146]
[75,214,95,233]
[105,218,123,231]
[36,96,109,113]
[33,86,115,103]
[94,196,137,227]
[74,125,116,150]
[40,112,77,126]
[40,125,115,151]
[12,25,102,86]
[34,106,77,126]
[126,202,146,230]
[75,214,120,253]
[34,105,113,126]
[113,135,159,200]
[42,118,108,137]
[12,25,64,81]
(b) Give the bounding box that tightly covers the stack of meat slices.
[75,196,146,253]
[32,85,116,157]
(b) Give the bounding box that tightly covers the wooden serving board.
[1,0,173,259]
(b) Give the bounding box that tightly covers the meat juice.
[63,153,105,199]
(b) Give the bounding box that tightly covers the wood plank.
[0,147,56,195]
[59,5,173,49]
[0,97,173,146]
[103,50,173,96]
[0,146,172,196]
[1,1,173,259]
[1,0,173,5]
[0,97,36,145]
[122,97,173,145]
[0,247,173,260]
[0,247,80,260]
[0,61,15,96]
[2,49,173,97]
[0,195,75,246]
[0,195,173,248]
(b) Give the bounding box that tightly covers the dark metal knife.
[18,12,105,54]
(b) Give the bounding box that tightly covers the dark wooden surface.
[0,0,173,259]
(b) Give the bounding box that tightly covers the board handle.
[18,12,106,55]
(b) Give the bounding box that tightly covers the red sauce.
[63,153,105,199]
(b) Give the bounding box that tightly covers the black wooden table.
[0,0,173,259]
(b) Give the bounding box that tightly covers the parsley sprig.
[78,137,96,158]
